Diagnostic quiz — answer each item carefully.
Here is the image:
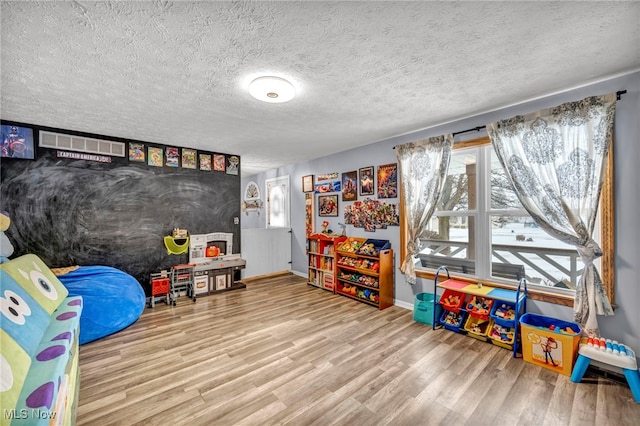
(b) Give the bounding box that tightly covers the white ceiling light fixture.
[249,76,296,103]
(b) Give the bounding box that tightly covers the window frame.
[400,136,615,307]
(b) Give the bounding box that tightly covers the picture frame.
[341,171,357,201]
[199,153,212,171]
[166,147,179,167]
[1,124,35,160]
[181,148,197,169]
[302,174,314,193]
[377,163,398,198]
[148,146,163,167]
[213,154,225,171]
[128,142,145,162]
[318,194,338,217]
[226,155,239,175]
[359,166,375,196]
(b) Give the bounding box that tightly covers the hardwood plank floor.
[77,273,640,425]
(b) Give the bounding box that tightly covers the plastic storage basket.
[440,309,467,332]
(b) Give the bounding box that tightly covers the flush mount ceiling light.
[248,76,296,103]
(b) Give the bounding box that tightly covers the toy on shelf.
[571,336,640,404]
[490,324,515,344]
[467,295,493,317]
[442,311,464,328]
[493,303,516,321]
[338,237,364,253]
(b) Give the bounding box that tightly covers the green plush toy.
[0,211,15,261]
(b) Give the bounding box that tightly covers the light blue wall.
[242,71,640,353]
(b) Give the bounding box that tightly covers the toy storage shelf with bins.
[335,238,394,310]
[307,233,347,292]
[432,267,527,357]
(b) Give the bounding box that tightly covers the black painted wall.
[0,122,241,293]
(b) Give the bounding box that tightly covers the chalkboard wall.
[0,122,241,293]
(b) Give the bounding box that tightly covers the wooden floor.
[77,273,640,425]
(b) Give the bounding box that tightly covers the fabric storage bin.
[520,313,582,376]
[413,293,441,325]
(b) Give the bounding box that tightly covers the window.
[265,176,290,228]
[404,136,614,306]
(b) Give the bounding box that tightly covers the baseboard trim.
[241,270,292,283]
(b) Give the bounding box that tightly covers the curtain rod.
[393,90,627,149]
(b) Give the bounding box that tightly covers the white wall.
[242,71,640,354]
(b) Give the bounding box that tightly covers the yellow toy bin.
[520,313,582,376]
[463,315,492,342]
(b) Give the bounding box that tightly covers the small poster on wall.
[182,148,197,169]
[166,147,179,167]
[359,166,375,196]
[315,180,341,193]
[129,143,145,162]
[148,147,163,167]
[305,193,314,236]
[318,194,338,217]
[213,154,226,171]
[227,155,239,175]
[1,124,35,160]
[199,154,212,171]
[318,172,338,181]
[341,171,357,201]
[377,163,398,198]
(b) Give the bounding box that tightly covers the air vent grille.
[39,131,125,157]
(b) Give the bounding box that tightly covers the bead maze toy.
[570,337,640,403]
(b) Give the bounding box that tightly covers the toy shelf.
[335,238,394,310]
[307,233,347,292]
[432,266,527,358]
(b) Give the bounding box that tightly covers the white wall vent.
[39,131,126,157]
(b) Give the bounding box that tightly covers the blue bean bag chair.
[57,266,145,344]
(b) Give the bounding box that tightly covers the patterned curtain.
[487,93,616,336]
[396,134,453,284]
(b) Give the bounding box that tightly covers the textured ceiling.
[1,1,639,176]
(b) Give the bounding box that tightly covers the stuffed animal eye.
[0,289,31,325]
[29,270,58,300]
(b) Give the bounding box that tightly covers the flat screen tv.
[1,124,35,159]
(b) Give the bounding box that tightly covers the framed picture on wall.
[341,170,357,201]
[377,163,398,198]
[213,154,225,171]
[302,174,314,193]
[318,194,338,217]
[182,148,197,169]
[128,143,145,162]
[166,147,179,167]
[1,124,35,160]
[226,155,239,175]
[148,147,163,167]
[199,154,212,171]
[359,166,375,196]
